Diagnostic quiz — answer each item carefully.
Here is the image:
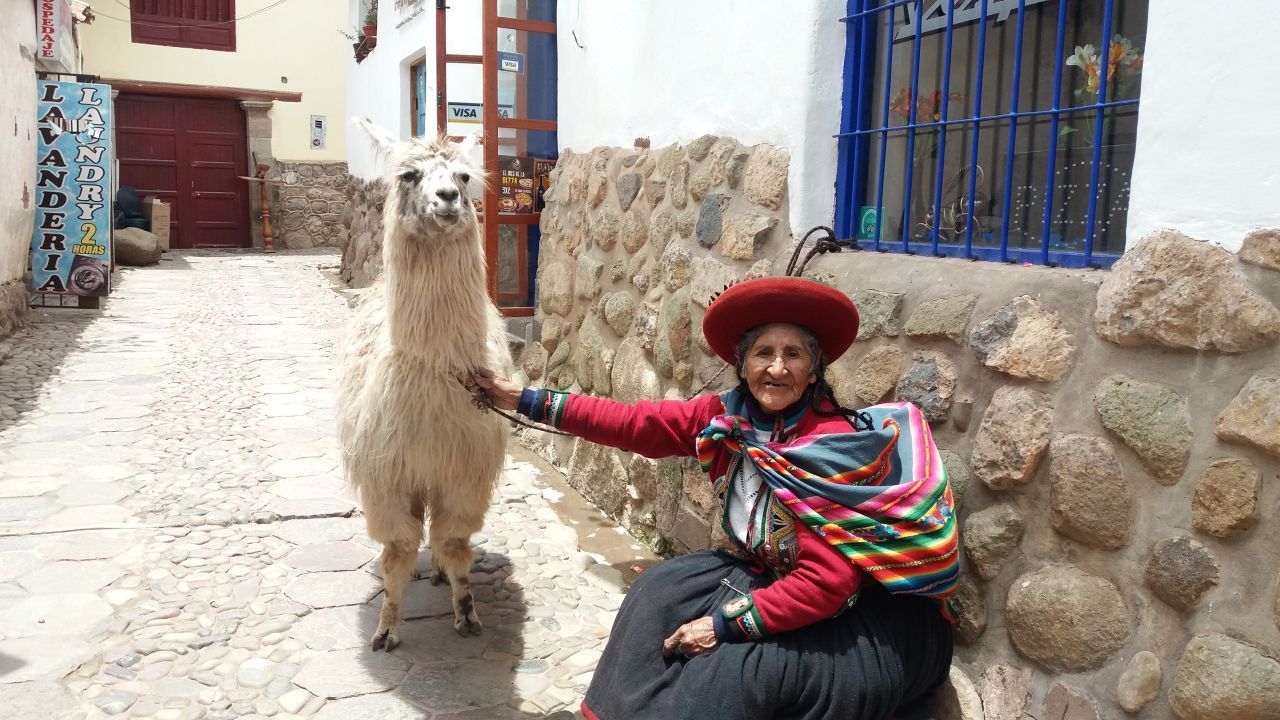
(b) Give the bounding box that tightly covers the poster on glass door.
[31,79,113,297]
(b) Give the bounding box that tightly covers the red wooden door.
[117,94,249,249]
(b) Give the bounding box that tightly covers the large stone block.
[1043,684,1101,720]
[970,386,1054,490]
[1048,434,1133,550]
[930,665,983,720]
[969,296,1076,382]
[1215,374,1280,457]
[649,210,676,250]
[690,256,738,309]
[721,213,778,261]
[115,228,162,266]
[576,255,605,300]
[1005,565,1131,673]
[540,316,565,353]
[962,503,1024,580]
[1240,228,1280,270]
[662,289,693,366]
[894,351,957,423]
[1117,650,1162,713]
[590,204,620,251]
[619,209,648,254]
[905,295,978,343]
[950,574,986,645]
[612,337,661,404]
[660,242,692,292]
[571,321,614,395]
[978,665,1031,720]
[851,289,905,339]
[1192,458,1260,537]
[539,262,573,316]
[1094,230,1280,352]
[568,438,628,518]
[1168,634,1280,720]
[602,292,637,337]
[1094,374,1192,484]
[686,134,718,161]
[696,194,729,248]
[1144,535,1219,611]
[744,145,789,211]
[852,344,903,405]
[616,173,642,211]
[521,341,548,381]
[670,160,690,209]
[688,165,713,203]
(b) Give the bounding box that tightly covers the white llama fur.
[336,118,511,649]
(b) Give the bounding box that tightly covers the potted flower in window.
[362,0,378,49]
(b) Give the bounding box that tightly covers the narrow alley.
[0,250,637,719]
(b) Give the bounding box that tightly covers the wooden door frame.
[482,0,555,316]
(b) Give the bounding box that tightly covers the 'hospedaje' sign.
[31,80,113,298]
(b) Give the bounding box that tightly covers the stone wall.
[271,161,351,250]
[338,176,386,288]
[515,138,1280,719]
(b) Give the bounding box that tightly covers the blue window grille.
[835,0,1146,268]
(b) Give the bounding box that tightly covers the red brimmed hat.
[702,276,860,365]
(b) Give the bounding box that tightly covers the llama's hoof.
[371,628,400,651]
[430,571,449,586]
[454,615,483,637]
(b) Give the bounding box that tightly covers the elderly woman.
[470,277,958,720]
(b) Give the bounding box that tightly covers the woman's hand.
[463,369,523,411]
[662,617,719,659]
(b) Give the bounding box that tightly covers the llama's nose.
[436,187,460,203]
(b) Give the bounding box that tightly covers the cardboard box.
[144,196,171,252]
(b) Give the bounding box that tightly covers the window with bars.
[131,0,237,52]
[835,0,1147,268]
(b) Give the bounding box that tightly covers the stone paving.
[0,250,639,719]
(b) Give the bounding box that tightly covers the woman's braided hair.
[732,324,873,431]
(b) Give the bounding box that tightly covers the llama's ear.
[352,116,397,156]
[454,132,479,156]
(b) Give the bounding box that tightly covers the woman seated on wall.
[468,276,958,720]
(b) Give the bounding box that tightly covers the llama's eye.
[457,173,471,185]
[399,169,421,183]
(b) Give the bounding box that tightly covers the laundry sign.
[31,80,113,297]
[446,102,514,124]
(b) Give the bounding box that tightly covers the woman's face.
[743,324,817,413]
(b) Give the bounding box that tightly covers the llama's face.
[353,117,483,237]
[393,148,479,232]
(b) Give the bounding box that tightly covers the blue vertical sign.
[31,80,113,297]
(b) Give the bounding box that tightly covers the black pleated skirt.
[582,550,953,720]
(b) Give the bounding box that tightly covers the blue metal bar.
[997,0,1027,262]
[834,0,865,240]
[851,238,1122,268]
[837,0,877,241]
[1038,0,1069,265]
[900,0,925,252]
[872,3,899,251]
[835,98,1140,137]
[840,0,915,23]
[1084,0,1116,266]
[963,0,989,258]
[928,0,957,255]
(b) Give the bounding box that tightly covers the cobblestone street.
[0,250,641,719]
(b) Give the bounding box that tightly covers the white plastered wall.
[2,0,39,287]
[1127,0,1280,252]
[556,0,847,237]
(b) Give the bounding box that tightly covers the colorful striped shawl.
[696,391,959,605]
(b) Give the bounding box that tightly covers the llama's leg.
[428,520,482,636]
[371,539,418,651]
[366,497,425,651]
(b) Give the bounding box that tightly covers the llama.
[336,118,511,649]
